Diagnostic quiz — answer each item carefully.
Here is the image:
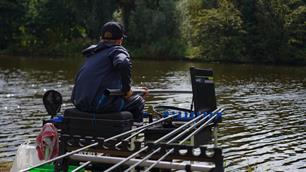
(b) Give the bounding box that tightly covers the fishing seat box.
[56,109,133,171]
[62,108,133,138]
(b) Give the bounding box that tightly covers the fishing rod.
[104,112,206,172]
[181,112,221,143]
[115,128,146,148]
[104,113,178,142]
[125,108,224,172]
[71,161,91,172]
[20,113,179,172]
[104,88,192,96]
[71,109,224,171]
[68,89,192,171]
[144,108,224,172]
[123,114,212,172]
[104,106,223,172]
[20,142,99,172]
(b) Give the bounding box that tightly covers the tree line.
[1,0,305,64]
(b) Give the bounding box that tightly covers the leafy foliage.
[0,0,25,49]
[0,0,305,64]
[126,0,185,58]
[178,0,245,62]
[259,0,305,64]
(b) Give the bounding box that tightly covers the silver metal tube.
[104,146,148,172]
[104,107,218,172]
[144,116,216,172]
[214,125,218,148]
[144,108,224,172]
[167,115,210,143]
[135,114,210,171]
[71,154,214,171]
[105,114,179,142]
[115,128,146,148]
[104,108,215,172]
[71,161,91,172]
[143,149,174,172]
[145,114,216,172]
[181,108,224,143]
[123,148,161,172]
[105,108,220,172]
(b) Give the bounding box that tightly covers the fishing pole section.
[21,67,225,172]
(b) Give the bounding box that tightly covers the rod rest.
[161,110,223,123]
[146,142,223,162]
[60,134,222,163]
[60,135,142,151]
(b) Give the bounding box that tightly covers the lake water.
[0,56,305,171]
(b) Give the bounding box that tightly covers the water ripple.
[0,59,305,171]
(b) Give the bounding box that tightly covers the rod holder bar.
[71,154,214,171]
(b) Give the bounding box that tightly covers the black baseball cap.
[101,21,127,40]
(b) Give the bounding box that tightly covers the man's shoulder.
[110,45,130,57]
[82,44,98,56]
[81,42,130,59]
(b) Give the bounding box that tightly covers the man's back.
[71,42,130,112]
[71,21,145,123]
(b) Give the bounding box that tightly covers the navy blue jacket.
[71,42,131,113]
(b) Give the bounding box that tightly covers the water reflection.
[0,56,305,171]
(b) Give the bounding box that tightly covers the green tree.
[15,0,84,54]
[232,0,257,60]
[0,0,25,50]
[116,0,135,32]
[67,0,118,39]
[0,0,305,64]
[178,0,245,62]
[248,0,306,64]
[127,0,185,58]
[285,0,306,63]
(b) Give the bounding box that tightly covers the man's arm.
[112,53,132,97]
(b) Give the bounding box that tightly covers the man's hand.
[124,89,133,99]
[141,87,149,97]
[124,87,149,99]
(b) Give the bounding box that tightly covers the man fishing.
[71,21,146,125]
